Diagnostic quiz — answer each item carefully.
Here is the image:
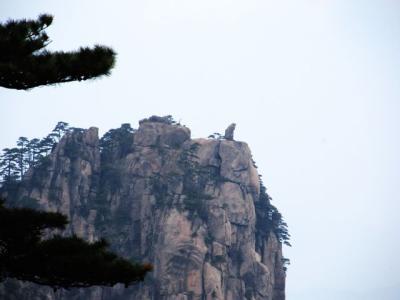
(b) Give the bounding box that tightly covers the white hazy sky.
[1,1,400,299]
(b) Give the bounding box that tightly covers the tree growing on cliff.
[50,122,70,141]
[16,137,29,177]
[0,199,152,288]
[0,14,115,90]
[0,148,19,184]
[0,122,72,185]
[0,12,151,290]
[0,124,154,288]
[255,178,291,247]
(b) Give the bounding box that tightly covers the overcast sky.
[1,1,400,299]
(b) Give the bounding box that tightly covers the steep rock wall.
[1,119,286,300]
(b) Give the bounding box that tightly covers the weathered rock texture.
[0,118,286,300]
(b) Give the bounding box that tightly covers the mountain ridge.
[1,116,288,300]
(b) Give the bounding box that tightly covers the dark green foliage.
[92,124,135,229]
[51,122,70,142]
[12,236,150,288]
[0,14,116,90]
[37,135,55,156]
[69,127,85,133]
[16,137,29,177]
[101,165,122,192]
[0,199,152,289]
[31,156,52,181]
[255,178,291,247]
[63,138,81,160]
[0,148,19,184]
[251,158,258,169]
[207,132,224,140]
[0,121,71,187]
[150,175,172,208]
[182,193,210,220]
[0,199,68,256]
[148,143,214,220]
[100,124,134,161]
[96,124,135,195]
[227,247,244,265]
[243,272,256,300]
[178,144,213,220]
[281,257,290,272]
[139,115,177,125]
[26,138,40,168]
[178,143,200,171]
[270,205,291,247]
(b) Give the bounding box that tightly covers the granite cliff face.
[1,118,286,300]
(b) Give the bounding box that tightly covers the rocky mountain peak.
[1,117,287,300]
[135,117,190,148]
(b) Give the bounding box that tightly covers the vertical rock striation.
[1,117,286,300]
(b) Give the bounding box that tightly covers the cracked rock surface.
[0,119,285,300]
